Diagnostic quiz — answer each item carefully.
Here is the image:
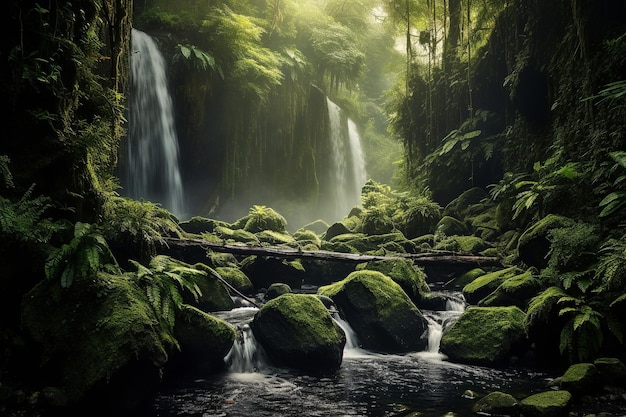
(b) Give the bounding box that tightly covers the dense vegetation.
[1,0,626,416]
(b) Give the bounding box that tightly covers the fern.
[595,237,626,291]
[45,222,120,288]
[131,256,205,331]
[557,297,605,363]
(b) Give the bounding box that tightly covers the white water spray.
[225,323,268,373]
[326,98,367,222]
[124,29,184,218]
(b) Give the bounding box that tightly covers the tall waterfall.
[123,29,184,218]
[326,98,367,222]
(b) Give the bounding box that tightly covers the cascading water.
[326,98,368,222]
[421,292,467,359]
[123,29,184,218]
[225,323,268,373]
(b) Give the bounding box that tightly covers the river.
[148,289,549,417]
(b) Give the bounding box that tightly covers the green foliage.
[243,204,288,233]
[173,43,222,77]
[100,196,184,260]
[130,255,204,330]
[0,184,61,245]
[598,151,626,218]
[595,236,626,292]
[45,222,120,288]
[557,296,608,363]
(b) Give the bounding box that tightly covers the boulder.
[324,222,352,241]
[355,258,430,303]
[250,294,345,371]
[168,304,236,375]
[594,357,626,386]
[434,235,491,253]
[472,391,519,416]
[462,266,520,305]
[240,256,305,290]
[241,205,288,233]
[215,266,254,295]
[318,270,428,353]
[439,306,528,367]
[443,187,488,220]
[558,363,598,395]
[21,272,173,409]
[191,263,236,311]
[517,215,575,269]
[434,215,469,239]
[478,269,541,309]
[519,390,572,417]
[264,282,292,301]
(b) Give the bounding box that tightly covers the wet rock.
[478,268,541,308]
[264,282,292,301]
[250,294,345,371]
[462,266,521,305]
[355,258,430,303]
[473,391,519,416]
[318,270,428,353]
[520,390,572,417]
[439,306,528,367]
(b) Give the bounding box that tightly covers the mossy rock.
[439,306,528,367]
[179,216,226,235]
[360,211,395,235]
[300,219,330,235]
[191,263,236,311]
[169,304,236,375]
[241,256,305,290]
[444,267,486,289]
[320,240,359,254]
[215,266,253,295]
[472,391,519,416]
[318,270,428,353]
[478,269,541,309]
[256,230,296,245]
[519,390,572,417]
[355,259,430,303]
[411,234,435,248]
[462,266,521,305]
[241,205,287,233]
[559,363,598,395]
[264,282,292,301]
[250,294,345,371]
[215,225,260,244]
[21,273,173,405]
[324,222,352,241]
[343,214,363,232]
[206,251,239,268]
[517,215,575,269]
[293,229,322,247]
[469,208,499,241]
[443,187,487,219]
[434,235,490,253]
[594,357,626,386]
[434,216,469,239]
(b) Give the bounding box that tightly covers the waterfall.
[332,313,359,350]
[421,292,466,359]
[124,29,184,218]
[326,98,367,222]
[224,323,268,373]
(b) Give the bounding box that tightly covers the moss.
[264,282,292,300]
[445,267,486,289]
[435,215,469,238]
[434,235,490,253]
[443,187,487,219]
[300,219,330,235]
[241,205,287,233]
[519,390,572,417]
[517,214,575,268]
[559,363,597,394]
[478,269,541,308]
[215,225,259,244]
[472,391,518,415]
[439,306,527,366]
[179,216,227,235]
[191,264,235,311]
[462,266,520,305]
[355,258,430,302]
[324,222,352,241]
[174,304,236,356]
[215,266,253,294]
[21,272,173,403]
[256,230,296,245]
[293,229,321,246]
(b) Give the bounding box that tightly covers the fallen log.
[161,237,502,267]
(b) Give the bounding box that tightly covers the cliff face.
[0,0,133,221]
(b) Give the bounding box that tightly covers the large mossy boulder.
[318,270,428,353]
[215,266,254,295]
[462,266,521,305]
[240,205,287,233]
[355,259,430,303]
[439,306,528,367]
[434,215,469,238]
[517,215,575,269]
[21,273,173,409]
[324,222,352,241]
[434,235,490,253]
[443,187,488,219]
[557,363,598,395]
[168,304,236,375]
[191,263,236,311]
[519,390,572,417]
[250,294,345,372]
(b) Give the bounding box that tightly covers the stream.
[149,289,549,417]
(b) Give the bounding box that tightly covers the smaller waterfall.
[224,324,268,373]
[332,314,359,350]
[326,98,368,222]
[125,29,184,218]
[420,292,466,359]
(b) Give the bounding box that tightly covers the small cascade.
[326,98,368,222]
[123,28,184,218]
[420,292,466,359]
[425,317,443,353]
[224,323,268,373]
[332,313,359,350]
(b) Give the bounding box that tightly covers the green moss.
[175,304,236,354]
[256,294,342,346]
[435,215,469,238]
[242,205,287,233]
[293,229,322,246]
[434,235,490,253]
[215,225,259,244]
[319,270,414,321]
[355,259,430,301]
[520,390,572,416]
[478,269,541,308]
[473,391,518,415]
[445,267,486,288]
[517,215,575,268]
[256,230,296,245]
[462,266,520,305]
[215,266,253,294]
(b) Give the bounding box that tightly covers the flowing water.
[151,291,549,417]
[123,29,185,218]
[326,98,368,223]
